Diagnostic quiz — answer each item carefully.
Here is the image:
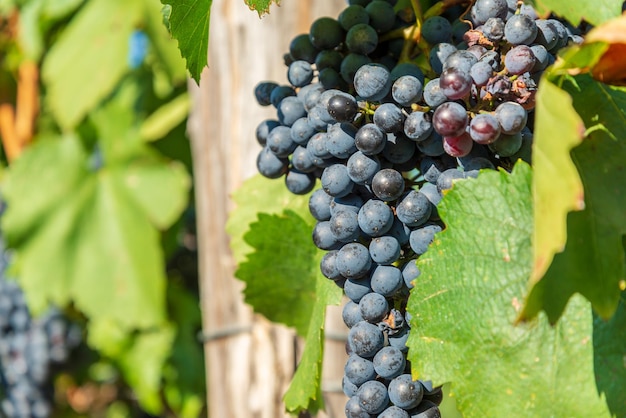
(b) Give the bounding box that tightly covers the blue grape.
[254,81,279,106]
[330,210,361,242]
[327,122,358,158]
[306,132,331,159]
[290,116,316,145]
[357,380,390,414]
[421,16,452,44]
[379,405,410,418]
[423,78,447,108]
[267,125,296,157]
[256,119,280,146]
[369,236,401,265]
[370,265,403,297]
[392,76,423,106]
[470,61,494,87]
[408,400,441,418]
[345,354,377,386]
[347,151,381,185]
[285,169,315,195]
[436,168,465,192]
[343,376,359,398]
[345,395,372,418]
[320,250,342,280]
[344,277,372,303]
[287,60,314,87]
[373,346,406,379]
[331,193,364,215]
[337,242,372,279]
[359,292,389,323]
[383,133,416,165]
[312,221,341,250]
[416,131,445,157]
[470,0,508,25]
[321,164,354,198]
[354,64,391,101]
[374,103,404,133]
[482,17,505,41]
[343,300,365,328]
[358,199,394,237]
[309,189,333,221]
[534,19,559,50]
[429,43,457,75]
[530,44,551,72]
[402,258,420,289]
[388,326,410,352]
[404,111,433,142]
[494,102,527,134]
[387,218,411,246]
[409,223,442,255]
[269,85,296,108]
[291,145,316,173]
[348,321,385,358]
[396,190,432,227]
[504,14,538,45]
[442,50,477,73]
[388,374,423,409]
[256,147,287,179]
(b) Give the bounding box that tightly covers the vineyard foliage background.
[0,0,625,416]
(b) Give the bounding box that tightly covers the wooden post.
[187,1,347,416]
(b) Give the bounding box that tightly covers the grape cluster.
[253,0,582,416]
[0,237,81,418]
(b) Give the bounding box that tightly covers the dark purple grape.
[432,102,468,137]
[328,94,359,122]
[356,123,387,155]
[469,113,501,144]
[371,168,405,201]
[443,132,473,157]
[504,45,536,75]
[439,67,472,100]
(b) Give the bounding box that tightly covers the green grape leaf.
[1,134,190,330]
[226,174,314,264]
[283,268,342,415]
[41,0,144,129]
[522,75,626,322]
[160,0,211,83]
[407,162,612,418]
[529,0,621,26]
[243,0,279,16]
[235,210,329,337]
[593,291,626,418]
[521,79,585,319]
[88,318,176,414]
